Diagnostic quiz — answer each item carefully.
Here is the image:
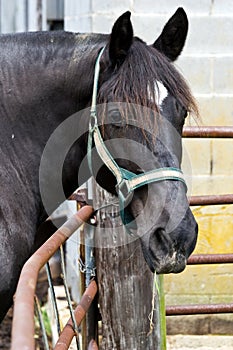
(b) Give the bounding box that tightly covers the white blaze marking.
[147,81,168,107]
[156,81,168,106]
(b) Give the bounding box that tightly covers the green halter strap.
[88,47,187,232]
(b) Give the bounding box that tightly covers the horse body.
[0,8,198,322]
[0,31,102,320]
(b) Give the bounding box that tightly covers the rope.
[148,273,160,335]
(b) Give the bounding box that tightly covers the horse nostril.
[147,228,188,274]
[149,227,173,257]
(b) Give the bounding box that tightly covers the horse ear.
[109,11,133,67]
[153,8,188,61]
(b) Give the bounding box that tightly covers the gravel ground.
[0,279,52,350]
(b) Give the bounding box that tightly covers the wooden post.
[92,182,166,350]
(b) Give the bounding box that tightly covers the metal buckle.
[116,179,134,207]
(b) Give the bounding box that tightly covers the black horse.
[0,8,198,322]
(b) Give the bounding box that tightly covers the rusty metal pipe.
[166,303,233,316]
[88,340,99,350]
[11,206,94,350]
[54,280,98,350]
[183,126,233,138]
[189,194,233,206]
[188,254,233,265]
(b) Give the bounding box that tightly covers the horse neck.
[0,31,107,212]
[1,32,106,130]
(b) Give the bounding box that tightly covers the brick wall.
[65,0,233,334]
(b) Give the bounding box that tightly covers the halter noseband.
[87,47,187,230]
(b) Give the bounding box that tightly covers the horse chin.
[141,243,187,274]
[139,225,188,274]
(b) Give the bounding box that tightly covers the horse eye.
[177,101,188,119]
[109,110,122,125]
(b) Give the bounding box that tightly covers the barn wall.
[0,0,61,33]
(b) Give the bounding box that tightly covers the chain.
[78,257,96,277]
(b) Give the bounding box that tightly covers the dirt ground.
[0,279,51,350]
[2,306,233,350]
[0,309,12,350]
[1,274,232,349]
[0,255,61,349]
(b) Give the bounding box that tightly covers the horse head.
[89,8,198,274]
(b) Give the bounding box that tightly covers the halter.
[87,47,187,230]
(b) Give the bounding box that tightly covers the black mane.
[98,38,198,116]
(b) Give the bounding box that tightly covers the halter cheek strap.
[88,47,187,232]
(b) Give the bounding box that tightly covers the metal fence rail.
[11,206,94,350]
[167,125,233,318]
[166,304,233,316]
[183,126,233,138]
[189,194,233,206]
[53,280,97,350]
[188,254,233,265]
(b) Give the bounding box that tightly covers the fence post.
[92,182,166,349]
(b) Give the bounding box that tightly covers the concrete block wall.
[65,0,233,334]
[0,0,48,33]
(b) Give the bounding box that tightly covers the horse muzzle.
[153,251,187,274]
[140,216,198,274]
[142,242,187,274]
